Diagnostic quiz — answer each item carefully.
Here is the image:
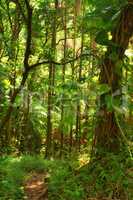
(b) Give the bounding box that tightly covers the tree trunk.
[0,0,32,138]
[45,0,58,158]
[94,3,133,154]
[60,1,67,158]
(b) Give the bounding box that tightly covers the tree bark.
[94,3,133,154]
[60,1,67,158]
[45,0,58,158]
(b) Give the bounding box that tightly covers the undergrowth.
[0,153,132,200]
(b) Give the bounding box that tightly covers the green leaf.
[95,30,109,45]
[105,95,113,111]
[98,84,110,95]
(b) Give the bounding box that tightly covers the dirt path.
[24,172,48,200]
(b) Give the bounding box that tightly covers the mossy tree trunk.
[94,3,133,154]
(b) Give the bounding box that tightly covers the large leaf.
[98,84,110,95]
[95,30,109,45]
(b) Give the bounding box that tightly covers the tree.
[45,0,58,158]
[93,1,133,155]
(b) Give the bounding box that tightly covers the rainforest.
[0,0,133,199]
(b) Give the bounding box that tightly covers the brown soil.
[24,172,48,200]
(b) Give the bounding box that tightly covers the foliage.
[78,152,133,199]
[0,0,133,199]
[0,154,132,200]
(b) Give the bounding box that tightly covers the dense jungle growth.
[0,0,133,199]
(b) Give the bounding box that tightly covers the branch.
[24,0,32,69]
[29,53,99,71]
[56,37,74,46]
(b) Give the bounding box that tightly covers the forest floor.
[0,154,132,200]
[24,172,48,200]
[23,168,133,200]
